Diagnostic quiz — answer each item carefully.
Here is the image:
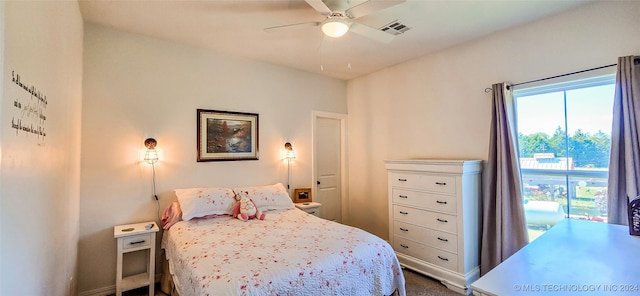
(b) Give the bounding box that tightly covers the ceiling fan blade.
[264,21,321,32]
[346,0,405,19]
[304,0,333,16]
[349,22,394,43]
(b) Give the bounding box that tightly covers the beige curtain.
[480,83,528,275]
[608,55,640,225]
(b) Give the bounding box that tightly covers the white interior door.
[313,112,347,223]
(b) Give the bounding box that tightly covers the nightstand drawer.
[302,207,320,216]
[295,202,321,217]
[122,233,152,250]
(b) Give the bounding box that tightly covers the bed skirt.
[161,251,179,296]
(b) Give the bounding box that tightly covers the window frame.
[513,72,615,225]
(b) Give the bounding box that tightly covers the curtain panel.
[608,55,640,226]
[480,83,528,275]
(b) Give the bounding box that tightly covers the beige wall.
[346,1,640,239]
[78,24,346,293]
[1,1,83,295]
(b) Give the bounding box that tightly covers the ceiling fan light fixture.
[321,18,349,38]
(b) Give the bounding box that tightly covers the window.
[514,74,615,241]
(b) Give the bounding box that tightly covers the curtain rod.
[507,63,617,89]
[484,63,618,93]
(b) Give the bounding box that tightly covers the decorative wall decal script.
[9,70,48,140]
[12,71,48,105]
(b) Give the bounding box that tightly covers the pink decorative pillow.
[174,187,236,220]
[161,201,183,229]
[233,183,294,211]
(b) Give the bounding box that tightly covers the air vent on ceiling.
[379,20,411,35]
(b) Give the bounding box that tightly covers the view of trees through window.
[518,127,611,168]
[514,76,615,241]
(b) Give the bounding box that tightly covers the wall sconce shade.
[321,18,349,38]
[285,142,296,190]
[144,138,158,164]
[284,142,296,160]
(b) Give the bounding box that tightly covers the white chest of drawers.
[386,160,482,295]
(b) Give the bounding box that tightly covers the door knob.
[317,180,321,185]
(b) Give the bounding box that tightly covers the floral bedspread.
[162,208,406,296]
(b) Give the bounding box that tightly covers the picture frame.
[197,109,259,162]
[294,188,312,203]
[628,196,640,236]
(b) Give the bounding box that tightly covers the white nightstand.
[114,221,159,296]
[295,202,322,217]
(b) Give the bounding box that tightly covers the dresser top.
[386,159,481,164]
[385,159,482,173]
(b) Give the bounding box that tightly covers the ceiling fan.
[265,0,406,43]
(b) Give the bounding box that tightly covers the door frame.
[312,111,349,224]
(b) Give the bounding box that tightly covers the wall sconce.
[143,138,159,207]
[285,142,295,190]
[284,142,296,160]
[144,138,158,164]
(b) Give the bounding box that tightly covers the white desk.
[471,219,640,296]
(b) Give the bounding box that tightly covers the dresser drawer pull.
[399,227,409,232]
[399,195,408,199]
[400,244,409,249]
[436,218,448,223]
[399,211,409,215]
[129,240,147,245]
[436,200,447,204]
[435,182,447,186]
[437,255,449,261]
[437,237,449,242]
[398,178,407,182]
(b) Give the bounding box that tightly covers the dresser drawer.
[122,233,152,251]
[393,205,458,234]
[392,188,457,214]
[393,221,458,253]
[390,172,456,194]
[394,236,458,271]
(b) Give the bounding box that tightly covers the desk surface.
[471,219,640,296]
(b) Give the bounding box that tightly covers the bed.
[160,183,406,296]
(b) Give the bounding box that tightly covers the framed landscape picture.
[197,109,259,162]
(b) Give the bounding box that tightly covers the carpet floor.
[402,268,461,296]
[116,268,461,296]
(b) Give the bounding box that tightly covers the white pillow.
[233,183,294,211]
[174,187,236,220]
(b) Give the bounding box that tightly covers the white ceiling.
[79,0,593,80]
